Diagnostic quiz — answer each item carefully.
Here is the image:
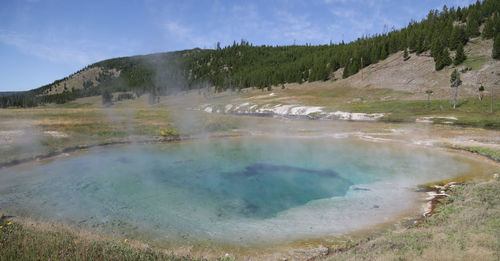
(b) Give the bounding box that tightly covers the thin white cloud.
[324,0,348,3]
[0,29,137,66]
[160,3,264,49]
[270,11,329,44]
[163,21,220,49]
[164,22,191,40]
[328,0,400,38]
[0,30,92,65]
[157,0,469,49]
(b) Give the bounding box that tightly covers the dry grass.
[0,96,243,166]
[43,67,120,95]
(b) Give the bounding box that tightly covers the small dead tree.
[149,84,160,105]
[102,89,113,107]
[426,90,433,109]
[478,85,485,101]
[492,81,497,113]
[450,69,462,109]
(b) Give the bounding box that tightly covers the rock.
[444,182,458,189]
[433,185,445,190]
[423,201,433,217]
[425,191,448,200]
[311,245,330,257]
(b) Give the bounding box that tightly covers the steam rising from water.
[0,136,495,247]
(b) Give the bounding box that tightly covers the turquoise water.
[0,137,494,246]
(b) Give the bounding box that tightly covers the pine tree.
[342,62,350,79]
[456,7,463,21]
[453,43,466,65]
[430,38,441,59]
[435,48,452,71]
[467,19,480,37]
[493,34,500,59]
[407,31,417,52]
[450,26,467,50]
[321,65,330,81]
[379,45,388,60]
[482,16,496,39]
[403,48,409,60]
[415,35,423,54]
[466,10,481,37]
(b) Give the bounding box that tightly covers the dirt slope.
[42,67,120,95]
[333,37,498,100]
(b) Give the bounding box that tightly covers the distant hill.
[1,0,499,108]
[0,92,22,97]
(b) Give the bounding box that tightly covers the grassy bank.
[327,177,500,260]
[0,217,233,261]
[441,143,500,162]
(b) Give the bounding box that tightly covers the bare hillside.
[42,67,120,95]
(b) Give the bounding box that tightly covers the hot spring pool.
[0,136,496,247]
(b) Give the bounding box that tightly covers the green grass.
[340,97,500,128]
[55,102,95,108]
[328,178,500,260]
[461,55,488,70]
[441,143,500,162]
[172,111,242,135]
[283,87,412,107]
[0,217,232,261]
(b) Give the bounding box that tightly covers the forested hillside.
[2,0,499,108]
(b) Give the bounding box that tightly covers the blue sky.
[0,0,476,92]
